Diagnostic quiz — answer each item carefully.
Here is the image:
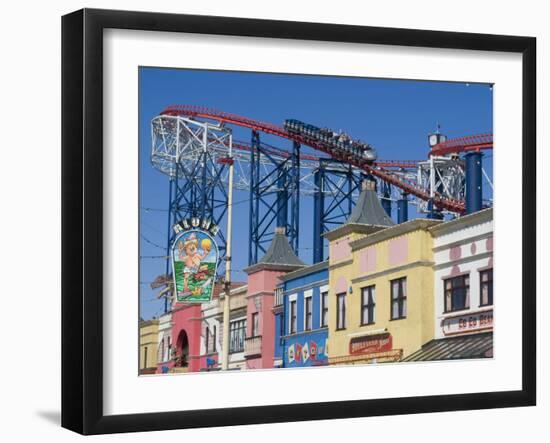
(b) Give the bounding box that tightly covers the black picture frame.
[62,8,536,435]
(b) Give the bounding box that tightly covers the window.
[320,291,328,327]
[304,296,313,331]
[143,346,148,369]
[336,293,347,330]
[289,300,297,334]
[212,325,217,352]
[480,269,493,306]
[361,285,376,325]
[229,319,246,353]
[391,278,407,320]
[444,274,470,312]
[205,326,217,354]
[251,312,260,337]
[274,286,284,307]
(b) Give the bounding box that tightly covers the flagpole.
[221,135,234,370]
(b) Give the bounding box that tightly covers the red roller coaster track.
[161,105,493,213]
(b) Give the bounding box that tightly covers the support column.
[397,192,408,224]
[248,130,260,265]
[381,181,392,218]
[465,151,483,214]
[313,163,325,263]
[164,178,174,314]
[289,141,300,254]
[277,168,288,229]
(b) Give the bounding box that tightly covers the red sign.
[310,341,318,360]
[349,333,393,355]
[295,344,302,362]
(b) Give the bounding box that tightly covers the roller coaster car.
[361,146,377,162]
[283,118,377,161]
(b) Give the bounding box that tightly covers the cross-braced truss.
[151,113,492,266]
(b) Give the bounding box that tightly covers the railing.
[244,336,262,358]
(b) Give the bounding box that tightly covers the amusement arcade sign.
[171,217,220,303]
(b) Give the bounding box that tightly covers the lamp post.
[221,136,234,370]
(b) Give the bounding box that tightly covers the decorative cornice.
[349,219,442,251]
[245,290,274,299]
[328,258,354,271]
[282,279,329,295]
[323,223,386,241]
[433,232,492,252]
[429,208,493,236]
[139,318,159,327]
[243,262,305,275]
[434,251,492,270]
[279,260,329,282]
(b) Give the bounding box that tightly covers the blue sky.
[139,67,493,320]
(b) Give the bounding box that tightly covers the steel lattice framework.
[151,106,494,265]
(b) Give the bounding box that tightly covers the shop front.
[328,331,402,365]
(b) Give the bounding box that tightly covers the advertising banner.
[171,227,219,303]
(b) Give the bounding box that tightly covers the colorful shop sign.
[441,308,493,336]
[171,218,220,303]
[349,332,393,355]
[286,337,328,366]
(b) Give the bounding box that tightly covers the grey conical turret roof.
[347,179,395,227]
[258,227,305,266]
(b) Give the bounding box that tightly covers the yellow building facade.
[139,318,159,374]
[325,219,441,365]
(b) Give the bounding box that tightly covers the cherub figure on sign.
[177,233,212,295]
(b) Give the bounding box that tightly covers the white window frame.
[319,285,329,328]
[303,290,313,332]
[288,293,298,334]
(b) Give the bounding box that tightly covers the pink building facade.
[170,303,203,373]
[244,268,287,369]
[243,228,305,369]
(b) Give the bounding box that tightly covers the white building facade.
[404,208,493,362]
[156,312,173,373]
[432,208,493,342]
[199,284,248,371]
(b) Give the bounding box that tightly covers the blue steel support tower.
[381,181,392,218]
[248,132,300,265]
[313,164,325,264]
[312,159,363,263]
[169,149,229,250]
[289,141,301,253]
[465,151,483,214]
[397,192,409,224]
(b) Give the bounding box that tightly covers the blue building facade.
[274,261,329,368]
